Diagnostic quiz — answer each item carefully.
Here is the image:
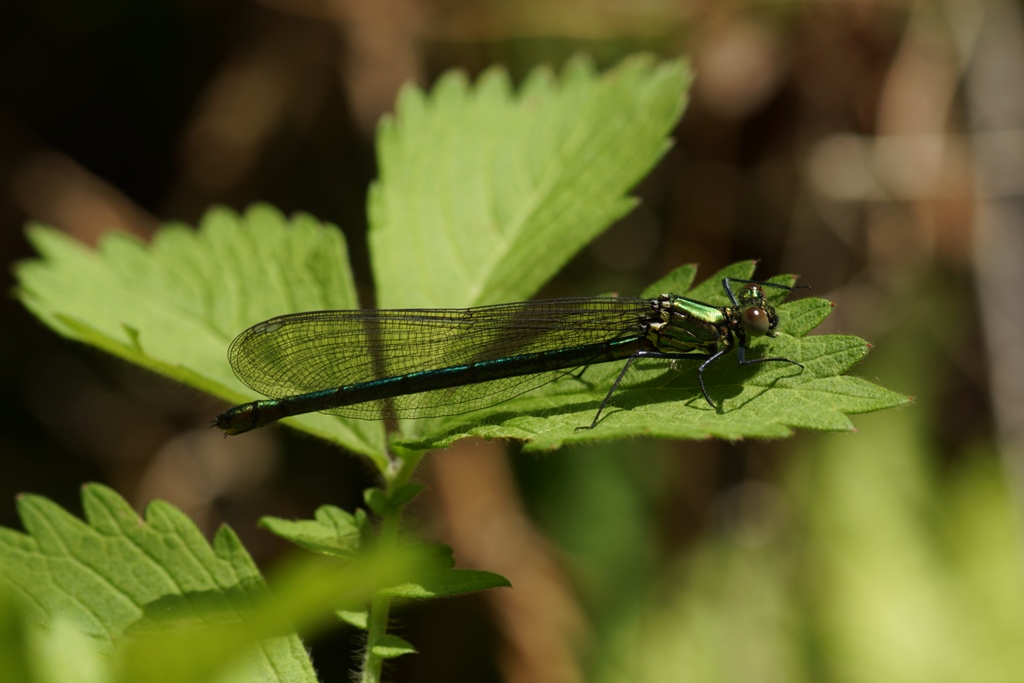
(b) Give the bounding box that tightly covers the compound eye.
[742,306,771,337]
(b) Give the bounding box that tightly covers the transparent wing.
[227,297,653,419]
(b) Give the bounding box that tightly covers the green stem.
[360,591,394,683]
[358,447,423,682]
[359,511,399,682]
[388,444,427,489]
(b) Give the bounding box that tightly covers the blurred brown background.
[2,1,1022,681]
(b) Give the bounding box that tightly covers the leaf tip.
[122,324,143,353]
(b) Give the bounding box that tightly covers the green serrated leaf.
[116,545,423,683]
[15,57,691,460]
[14,58,903,460]
[392,262,910,452]
[259,505,364,558]
[639,263,698,299]
[14,204,389,466]
[369,54,691,309]
[0,484,317,682]
[683,260,757,303]
[779,297,835,337]
[0,486,427,683]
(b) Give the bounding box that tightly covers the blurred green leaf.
[261,510,511,602]
[116,546,422,683]
[588,298,1023,683]
[0,485,426,683]
[0,484,316,682]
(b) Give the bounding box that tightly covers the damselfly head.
[738,283,765,304]
[736,285,779,337]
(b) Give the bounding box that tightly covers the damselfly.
[215,277,807,435]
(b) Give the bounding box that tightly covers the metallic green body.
[645,295,731,354]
